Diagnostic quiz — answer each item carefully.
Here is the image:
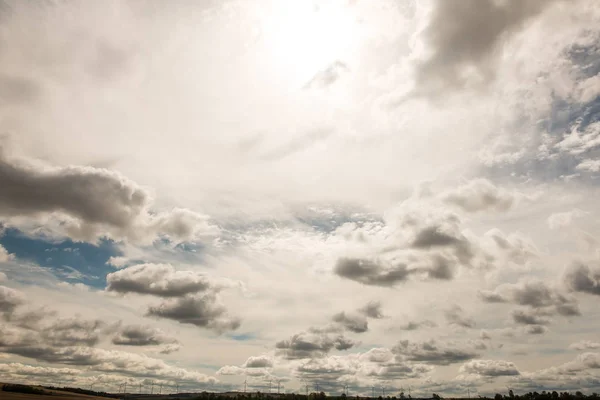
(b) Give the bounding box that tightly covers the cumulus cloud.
[112,325,178,347]
[0,149,216,244]
[459,359,520,376]
[444,305,475,328]
[478,290,508,303]
[570,341,600,351]
[0,244,13,262]
[147,294,240,333]
[275,330,356,360]
[334,258,412,287]
[415,0,561,93]
[480,280,580,329]
[359,301,385,319]
[105,263,240,333]
[576,159,600,172]
[393,339,479,365]
[564,261,600,296]
[0,285,25,315]
[393,319,438,331]
[40,318,104,347]
[440,179,517,213]
[333,183,534,288]
[332,311,369,333]
[106,263,214,298]
[511,309,550,326]
[243,355,273,368]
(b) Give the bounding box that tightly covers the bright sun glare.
[261,1,361,88]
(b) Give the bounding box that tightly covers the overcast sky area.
[1,0,600,397]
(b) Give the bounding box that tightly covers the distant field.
[0,383,109,400]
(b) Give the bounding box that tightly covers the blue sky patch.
[0,228,121,288]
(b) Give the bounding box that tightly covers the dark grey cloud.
[332,312,368,333]
[445,305,475,328]
[40,318,104,347]
[359,301,385,319]
[511,309,550,326]
[304,60,348,89]
[112,325,178,347]
[459,359,520,376]
[393,339,479,365]
[564,261,600,296]
[0,149,147,229]
[0,150,215,243]
[480,280,580,331]
[512,281,555,308]
[0,285,24,315]
[415,0,560,94]
[334,257,412,287]
[275,330,356,360]
[106,263,213,298]
[147,294,240,333]
[394,319,438,331]
[478,290,508,303]
[525,325,547,335]
[411,226,462,248]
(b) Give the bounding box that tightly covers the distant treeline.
[2,383,48,395]
[187,391,600,400]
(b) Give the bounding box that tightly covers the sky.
[1,0,600,396]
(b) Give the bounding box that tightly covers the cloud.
[440,179,517,213]
[525,325,548,335]
[106,264,239,332]
[511,309,550,326]
[0,345,217,384]
[332,311,369,333]
[0,150,216,244]
[547,209,588,229]
[357,301,384,319]
[147,294,241,333]
[569,341,600,350]
[0,244,13,262]
[392,319,438,331]
[334,257,412,287]
[0,285,25,315]
[564,261,600,296]
[415,0,560,93]
[112,325,178,347]
[106,256,130,268]
[576,159,600,172]
[106,263,214,298]
[393,339,480,365]
[304,60,349,89]
[40,318,104,347]
[480,280,580,328]
[444,305,475,328]
[275,330,356,360]
[459,359,520,376]
[243,355,273,368]
[0,362,81,378]
[478,290,508,303]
